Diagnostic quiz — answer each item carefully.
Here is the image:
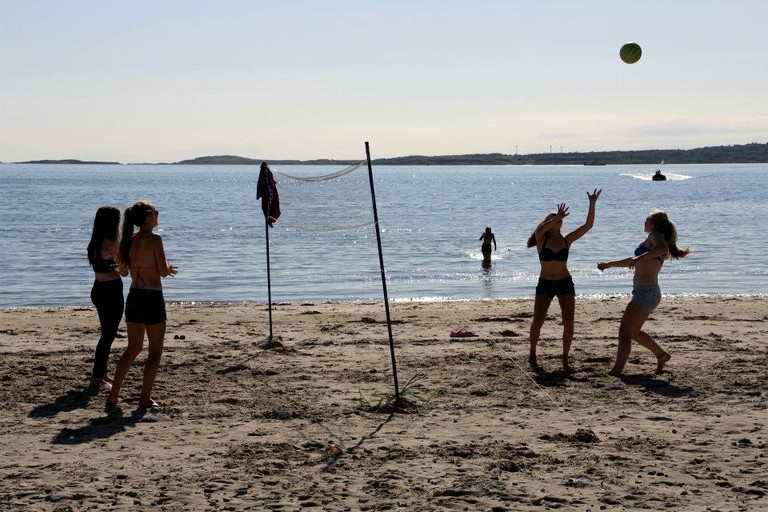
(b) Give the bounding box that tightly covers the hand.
[556,203,570,219]
[597,262,608,271]
[168,264,178,277]
[587,188,602,202]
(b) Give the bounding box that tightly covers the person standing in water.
[479,227,497,265]
[597,209,692,376]
[527,189,601,371]
[107,200,177,408]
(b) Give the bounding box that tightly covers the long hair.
[87,206,121,267]
[526,213,557,248]
[648,210,692,259]
[119,200,154,268]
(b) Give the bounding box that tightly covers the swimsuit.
[131,264,155,289]
[631,241,664,312]
[634,243,664,263]
[125,288,167,325]
[535,275,575,298]
[124,232,167,324]
[535,234,573,297]
[631,285,662,313]
[538,234,569,262]
[92,257,117,273]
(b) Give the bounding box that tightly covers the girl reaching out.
[597,209,692,376]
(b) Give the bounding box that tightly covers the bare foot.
[608,369,622,377]
[138,398,159,409]
[90,378,112,391]
[528,354,538,368]
[656,352,671,373]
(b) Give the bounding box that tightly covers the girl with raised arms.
[527,189,601,372]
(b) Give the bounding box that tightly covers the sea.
[1,162,766,308]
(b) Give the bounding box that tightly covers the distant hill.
[371,142,768,165]
[174,155,359,165]
[16,159,122,165]
[174,155,261,165]
[176,143,768,166]
[7,142,768,166]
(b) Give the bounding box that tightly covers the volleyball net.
[271,161,376,233]
[257,146,402,404]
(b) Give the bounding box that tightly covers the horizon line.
[2,141,767,165]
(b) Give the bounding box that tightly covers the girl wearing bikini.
[87,205,128,389]
[597,210,692,376]
[526,189,601,371]
[107,200,177,408]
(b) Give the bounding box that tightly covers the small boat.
[652,170,667,181]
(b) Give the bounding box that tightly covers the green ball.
[620,42,642,64]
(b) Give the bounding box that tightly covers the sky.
[1,0,767,163]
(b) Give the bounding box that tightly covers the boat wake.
[621,172,692,181]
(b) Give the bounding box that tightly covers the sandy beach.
[0,296,766,511]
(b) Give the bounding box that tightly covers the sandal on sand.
[90,378,112,391]
[450,328,479,338]
[138,399,160,409]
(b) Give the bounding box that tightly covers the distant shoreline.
[5,141,767,166]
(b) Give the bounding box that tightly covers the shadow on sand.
[532,366,589,388]
[52,407,148,445]
[28,386,99,419]
[27,384,151,445]
[618,373,695,397]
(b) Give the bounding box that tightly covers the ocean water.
[0,162,766,307]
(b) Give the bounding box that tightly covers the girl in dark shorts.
[87,205,128,389]
[526,189,601,371]
[107,200,177,408]
[598,210,692,376]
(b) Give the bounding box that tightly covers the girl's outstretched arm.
[566,189,602,245]
[597,256,635,271]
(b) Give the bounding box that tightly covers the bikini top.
[634,243,664,263]
[130,234,159,288]
[92,257,117,274]
[130,264,157,289]
[539,234,569,262]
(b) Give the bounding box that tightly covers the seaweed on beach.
[359,373,431,414]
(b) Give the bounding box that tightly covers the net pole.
[265,221,274,341]
[365,141,401,404]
